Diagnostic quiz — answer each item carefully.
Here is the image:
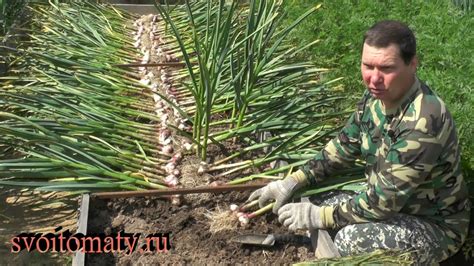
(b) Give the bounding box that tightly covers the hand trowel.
[231,233,312,247]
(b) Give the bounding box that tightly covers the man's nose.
[370,69,383,84]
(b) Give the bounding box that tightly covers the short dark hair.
[363,20,416,65]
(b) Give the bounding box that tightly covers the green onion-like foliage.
[155,1,348,165]
[295,249,415,265]
[154,1,359,182]
[1,0,360,192]
[154,0,240,160]
[0,1,171,191]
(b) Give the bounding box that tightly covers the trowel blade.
[231,234,276,247]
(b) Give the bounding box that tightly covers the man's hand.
[247,172,307,213]
[277,202,323,231]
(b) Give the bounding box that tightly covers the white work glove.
[277,202,323,231]
[247,173,307,214]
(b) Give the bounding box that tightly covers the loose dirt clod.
[205,205,240,234]
[180,157,199,184]
[180,155,215,204]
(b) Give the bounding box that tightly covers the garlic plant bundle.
[0,1,364,195]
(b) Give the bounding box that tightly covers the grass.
[295,249,414,265]
[281,0,474,188]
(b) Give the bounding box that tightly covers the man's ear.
[410,55,418,72]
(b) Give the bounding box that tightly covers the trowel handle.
[273,234,312,245]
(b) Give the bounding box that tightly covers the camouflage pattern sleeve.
[321,128,445,227]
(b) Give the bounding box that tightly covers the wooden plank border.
[72,194,90,266]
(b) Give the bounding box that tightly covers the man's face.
[361,43,417,108]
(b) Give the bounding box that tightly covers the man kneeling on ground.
[248,20,470,264]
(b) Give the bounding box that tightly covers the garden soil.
[86,190,314,265]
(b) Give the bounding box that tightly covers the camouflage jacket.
[300,77,470,248]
